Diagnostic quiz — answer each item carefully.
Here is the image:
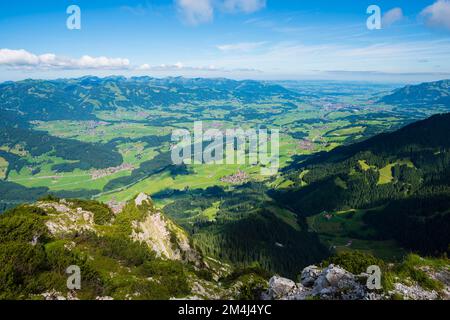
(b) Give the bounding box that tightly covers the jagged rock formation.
[263,264,450,300]
[130,193,202,265]
[37,193,202,265]
[134,192,149,206]
[263,265,370,300]
[38,201,96,236]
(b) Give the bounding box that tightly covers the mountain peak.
[380,79,450,106]
[135,192,151,207]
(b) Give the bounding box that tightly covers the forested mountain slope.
[275,113,450,255]
[380,79,450,106]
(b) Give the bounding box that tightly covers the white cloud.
[221,0,266,13]
[421,0,450,30]
[75,56,130,69]
[175,0,265,25]
[176,0,214,25]
[137,63,151,70]
[382,8,403,27]
[174,61,184,69]
[0,49,130,70]
[0,49,260,75]
[0,49,40,66]
[217,41,267,52]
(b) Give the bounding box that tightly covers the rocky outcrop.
[421,266,450,300]
[263,264,370,300]
[135,192,150,206]
[130,193,202,266]
[131,212,181,260]
[38,201,96,237]
[311,265,367,300]
[385,265,450,300]
[42,290,79,300]
[266,276,297,299]
[264,263,449,300]
[391,283,439,300]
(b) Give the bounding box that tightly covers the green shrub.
[38,194,60,202]
[81,233,154,266]
[237,276,268,300]
[392,292,404,300]
[139,259,184,277]
[138,260,191,297]
[394,254,444,291]
[28,271,67,294]
[44,241,104,296]
[102,260,191,300]
[194,269,214,281]
[70,199,114,225]
[103,275,172,300]
[0,242,47,299]
[45,241,84,273]
[222,262,271,285]
[381,271,396,292]
[113,202,147,236]
[321,251,385,274]
[0,206,48,243]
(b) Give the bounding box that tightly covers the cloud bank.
[0,49,130,69]
[0,48,261,75]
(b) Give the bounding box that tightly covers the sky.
[1,0,450,82]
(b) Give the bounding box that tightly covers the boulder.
[311,265,366,300]
[300,265,321,287]
[135,193,150,206]
[267,276,297,299]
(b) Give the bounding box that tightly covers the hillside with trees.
[275,113,450,256]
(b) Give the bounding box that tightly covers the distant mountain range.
[380,79,450,106]
[0,76,298,125]
[2,77,449,127]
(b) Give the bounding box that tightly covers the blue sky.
[1,0,450,82]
